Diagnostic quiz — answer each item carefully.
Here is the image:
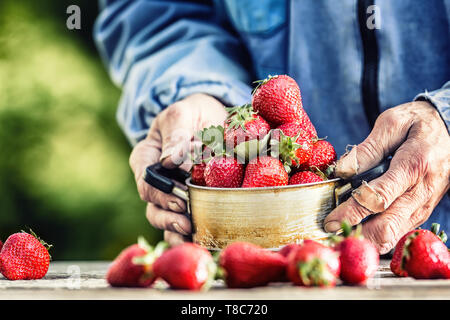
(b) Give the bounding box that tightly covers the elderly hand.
[324,101,450,254]
[129,93,228,246]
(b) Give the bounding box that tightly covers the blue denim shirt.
[94,0,450,230]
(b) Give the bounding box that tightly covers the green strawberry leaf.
[234,129,272,162]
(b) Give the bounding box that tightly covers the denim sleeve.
[94,0,253,145]
[414,81,450,134]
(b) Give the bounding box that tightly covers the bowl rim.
[186,177,341,191]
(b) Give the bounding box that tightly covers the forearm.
[94,0,253,145]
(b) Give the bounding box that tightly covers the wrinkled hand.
[324,101,450,254]
[129,93,228,246]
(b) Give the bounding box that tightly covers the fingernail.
[172,222,189,236]
[168,201,183,212]
[324,221,342,233]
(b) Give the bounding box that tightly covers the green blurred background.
[0,0,163,260]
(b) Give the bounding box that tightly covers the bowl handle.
[143,163,190,202]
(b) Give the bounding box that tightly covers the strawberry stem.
[341,221,352,237]
[431,223,440,235]
[438,231,448,244]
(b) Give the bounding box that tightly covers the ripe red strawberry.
[301,140,336,171]
[241,156,288,188]
[335,223,379,285]
[286,240,340,287]
[289,171,324,185]
[0,231,51,280]
[279,243,302,257]
[219,242,287,288]
[191,162,207,186]
[204,156,244,188]
[390,230,427,277]
[106,237,167,287]
[390,223,448,277]
[278,243,302,282]
[402,227,449,279]
[274,128,313,168]
[277,112,317,140]
[153,243,216,290]
[224,104,270,149]
[252,75,303,126]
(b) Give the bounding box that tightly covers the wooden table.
[0,260,449,300]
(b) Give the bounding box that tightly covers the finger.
[164,230,189,247]
[158,104,196,168]
[146,203,192,235]
[130,133,186,212]
[325,163,429,233]
[360,181,432,254]
[129,129,162,181]
[324,197,374,232]
[351,137,427,213]
[336,108,412,179]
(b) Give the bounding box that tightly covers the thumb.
[335,109,411,179]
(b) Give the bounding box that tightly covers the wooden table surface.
[0,260,449,300]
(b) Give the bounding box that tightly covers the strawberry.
[289,171,324,185]
[278,243,302,282]
[153,243,216,290]
[204,156,244,188]
[252,75,303,126]
[106,237,167,287]
[241,156,289,188]
[334,223,379,285]
[0,231,51,280]
[286,240,340,287]
[279,243,302,258]
[224,104,270,149]
[219,242,287,288]
[390,230,427,277]
[0,239,2,252]
[277,112,317,140]
[273,128,313,168]
[301,140,336,171]
[191,162,207,186]
[390,223,448,277]
[402,225,449,279]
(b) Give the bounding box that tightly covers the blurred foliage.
[0,0,162,260]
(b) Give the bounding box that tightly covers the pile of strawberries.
[106,222,383,290]
[0,231,51,280]
[191,75,337,188]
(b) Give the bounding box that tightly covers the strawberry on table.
[204,156,244,188]
[224,104,270,149]
[252,75,303,126]
[333,222,379,285]
[279,243,302,258]
[401,224,449,279]
[0,230,52,280]
[241,156,288,188]
[301,139,337,171]
[153,243,216,290]
[390,223,448,277]
[219,242,287,288]
[106,237,167,288]
[286,240,340,287]
[289,171,324,185]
